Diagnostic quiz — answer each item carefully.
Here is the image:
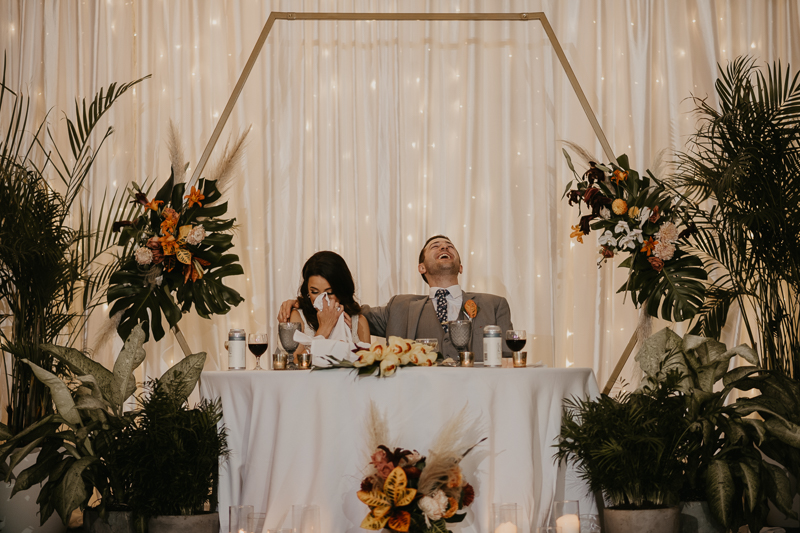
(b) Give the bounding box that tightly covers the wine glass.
[505,329,527,360]
[248,333,269,370]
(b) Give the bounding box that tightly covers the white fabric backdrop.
[2,0,799,404]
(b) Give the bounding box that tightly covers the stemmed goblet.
[448,320,473,366]
[279,322,302,369]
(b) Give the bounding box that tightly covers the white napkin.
[292,293,370,367]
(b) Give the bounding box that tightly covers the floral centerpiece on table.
[562,148,707,322]
[315,336,438,377]
[358,404,481,533]
[108,126,247,342]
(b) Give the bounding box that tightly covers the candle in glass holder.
[556,513,580,533]
[494,522,518,533]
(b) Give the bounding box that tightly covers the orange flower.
[641,237,658,256]
[611,198,628,215]
[160,217,177,235]
[160,234,179,256]
[570,225,585,244]
[184,185,205,208]
[144,198,163,211]
[612,169,628,183]
[464,299,478,319]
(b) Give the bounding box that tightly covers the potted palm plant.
[555,371,692,533]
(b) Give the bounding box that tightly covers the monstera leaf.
[620,249,707,322]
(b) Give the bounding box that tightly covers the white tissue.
[292,294,370,367]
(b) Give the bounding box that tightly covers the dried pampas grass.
[90,311,123,355]
[417,406,478,496]
[205,127,250,202]
[561,140,601,167]
[167,120,187,183]
[366,401,390,453]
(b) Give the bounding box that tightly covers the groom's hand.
[278,299,299,322]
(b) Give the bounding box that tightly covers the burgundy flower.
[600,246,614,259]
[579,214,596,236]
[648,257,665,272]
[112,220,133,233]
[567,189,584,207]
[360,478,374,493]
[649,206,661,223]
[583,162,605,185]
[678,221,698,240]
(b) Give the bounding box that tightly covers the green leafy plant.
[107,172,244,343]
[0,323,210,526]
[555,370,692,509]
[0,55,149,433]
[672,57,800,377]
[112,377,228,532]
[562,150,707,322]
[636,327,800,532]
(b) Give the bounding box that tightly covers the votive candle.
[494,522,518,533]
[556,513,580,533]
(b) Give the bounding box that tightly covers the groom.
[278,235,513,362]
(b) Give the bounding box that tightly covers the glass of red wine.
[248,333,269,370]
[505,329,527,361]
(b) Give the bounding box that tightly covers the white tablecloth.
[199,366,599,533]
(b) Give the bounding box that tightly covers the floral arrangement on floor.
[315,336,439,376]
[358,403,481,533]
[107,124,247,342]
[562,148,707,322]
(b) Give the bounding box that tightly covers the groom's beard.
[426,260,460,279]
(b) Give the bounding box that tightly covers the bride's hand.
[316,298,344,339]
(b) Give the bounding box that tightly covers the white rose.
[418,491,448,521]
[600,207,611,220]
[135,246,153,265]
[353,349,376,367]
[379,354,400,377]
[185,224,206,245]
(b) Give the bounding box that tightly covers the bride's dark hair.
[296,251,361,332]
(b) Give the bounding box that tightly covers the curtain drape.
[1,0,798,406]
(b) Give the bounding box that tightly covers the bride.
[288,251,371,345]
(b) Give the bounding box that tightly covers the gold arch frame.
[187,12,632,391]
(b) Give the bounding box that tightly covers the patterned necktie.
[435,289,449,332]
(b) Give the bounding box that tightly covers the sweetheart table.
[199,366,599,533]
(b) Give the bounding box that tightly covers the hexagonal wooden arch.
[186,12,631,389]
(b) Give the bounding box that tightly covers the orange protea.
[184,185,205,208]
[611,198,628,215]
[641,237,658,256]
[570,225,585,244]
[612,169,628,183]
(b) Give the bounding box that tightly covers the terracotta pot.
[83,509,135,533]
[679,501,724,533]
[148,512,220,533]
[604,506,680,533]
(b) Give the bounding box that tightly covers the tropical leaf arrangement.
[562,150,707,322]
[107,170,244,342]
[358,403,480,533]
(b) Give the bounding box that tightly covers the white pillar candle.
[556,513,580,533]
[494,521,518,533]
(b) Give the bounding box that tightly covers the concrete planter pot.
[679,502,724,533]
[604,507,680,533]
[83,509,135,533]
[148,512,220,533]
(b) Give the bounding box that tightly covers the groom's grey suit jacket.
[361,292,513,362]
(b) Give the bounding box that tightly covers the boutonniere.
[463,299,479,319]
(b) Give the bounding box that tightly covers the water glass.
[536,528,562,533]
[492,502,519,532]
[229,505,253,533]
[279,322,302,354]
[293,504,320,533]
[448,320,473,351]
[247,512,266,533]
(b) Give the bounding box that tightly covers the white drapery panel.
[1,0,799,403]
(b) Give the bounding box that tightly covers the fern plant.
[555,371,692,509]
